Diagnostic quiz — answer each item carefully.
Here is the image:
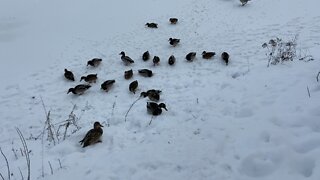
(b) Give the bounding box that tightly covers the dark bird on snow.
[142,51,150,61]
[169,38,180,47]
[138,69,153,77]
[145,23,158,28]
[186,52,196,61]
[221,52,229,65]
[87,58,102,67]
[124,69,133,80]
[67,84,91,95]
[141,89,161,101]
[240,0,251,6]
[202,51,216,59]
[80,74,98,83]
[119,51,134,65]
[79,121,104,148]
[153,56,160,66]
[168,55,176,65]
[64,69,75,81]
[101,80,116,92]
[129,80,138,94]
[147,102,168,116]
[169,18,178,24]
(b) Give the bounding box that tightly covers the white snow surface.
[1,0,320,179]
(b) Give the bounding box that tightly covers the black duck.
[80,74,97,83]
[101,80,116,92]
[64,69,75,81]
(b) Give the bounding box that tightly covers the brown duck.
[80,74,97,83]
[79,121,104,148]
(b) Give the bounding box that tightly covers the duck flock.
[64,18,230,147]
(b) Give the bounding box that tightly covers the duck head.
[159,103,168,111]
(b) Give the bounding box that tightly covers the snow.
[1,0,320,180]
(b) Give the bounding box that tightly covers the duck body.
[67,84,91,95]
[169,38,180,47]
[138,69,153,77]
[101,80,116,92]
[87,58,102,67]
[202,51,216,59]
[124,69,133,79]
[129,80,138,94]
[141,89,161,101]
[168,55,176,65]
[79,122,104,148]
[169,18,178,24]
[80,74,97,83]
[147,102,168,116]
[145,23,158,28]
[119,51,134,65]
[240,0,250,6]
[142,51,150,61]
[221,52,229,65]
[186,52,196,61]
[64,69,75,81]
[153,56,160,66]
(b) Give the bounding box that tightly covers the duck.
[79,121,104,148]
[169,18,178,24]
[153,56,160,66]
[138,69,153,77]
[169,38,180,47]
[119,51,134,65]
[124,69,133,79]
[240,0,250,6]
[87,58,102,67]
[186,52,196,61]
[142,51,150,61]
[101,80,116,92]
[67,84,91,95]
[80,74,97,83]
[202,51,216,59]
[64,69,75,81]
[168,55,176,65]
[145,23,158,28]
[221,52,229,65]
[141,89,161,101]
[129,80,138,94]
[147,102,168,115]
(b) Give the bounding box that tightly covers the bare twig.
[317,72,320,82]
[11,148,18,160]
[125,97,142,122]
[0,147,11,180]
[18,167,24,180]
[148,116,155,126]
[0,173,5,180]
[16,128,30,180]
[48,161,53,175]
[58,159,62,169]
[307,86,311,98]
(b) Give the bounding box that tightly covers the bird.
[79,121,104,148]
[147,102,168,116]
[67,84,91,95]
[145,23,158,28]
[169,18,178,24]
[142,51,150,61]
[124,69,133,79]
[240,0,251,6]
[186,52,196,61]
[221,52,230,65]
[119,51,134,65]
[141,89,161,101]
[168,55,176,65]
[138,69,153,77]
[169,38,180,47]
[64,69,75,81]
[87,58,102,67]
[101,80,116,92]
[80,74,97,83]
[202,51,216,59]
[153,56,160,66]
[129,80,138,94]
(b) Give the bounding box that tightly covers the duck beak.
[164,107,168,111]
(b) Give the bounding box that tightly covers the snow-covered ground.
[1,0,320,179]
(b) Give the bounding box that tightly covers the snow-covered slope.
[1,0,320,180]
